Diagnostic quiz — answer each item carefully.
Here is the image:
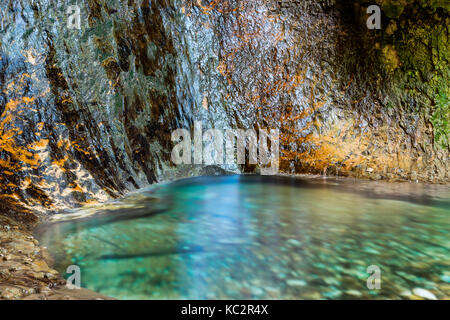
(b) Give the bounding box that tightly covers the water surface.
[36,175,450,299]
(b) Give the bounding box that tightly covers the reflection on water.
[36,175,450,299]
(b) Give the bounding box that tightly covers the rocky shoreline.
[0,224,114,300]
[0,201,113,300]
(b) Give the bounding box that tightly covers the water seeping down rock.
[0,0,448,299]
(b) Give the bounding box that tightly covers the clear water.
[36,175,450,300]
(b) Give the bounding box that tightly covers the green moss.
[381,0,408,19]
[431,87,449,149]
[386,7,449,149]
[418,0,450,12]
[429,23,449,148]
[382,45,401,72]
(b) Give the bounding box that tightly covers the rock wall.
[0,0,448,219]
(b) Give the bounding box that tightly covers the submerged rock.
[286,279,307,287]
[412,288,438,300]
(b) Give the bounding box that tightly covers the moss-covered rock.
[358,0,449,149]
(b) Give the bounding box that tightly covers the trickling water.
[36,176,450,300]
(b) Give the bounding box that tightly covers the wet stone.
[412,288,438,300]
[286,280,307,287]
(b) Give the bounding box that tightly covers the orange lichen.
[52,156,69,168]
[29,139,49,151]
[0,138,40,168]
[36,122,45,131]
[70,183,85,193]
[196,0,220,14]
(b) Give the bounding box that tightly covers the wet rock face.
[0,0,185,213]
[0,0,448,215]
